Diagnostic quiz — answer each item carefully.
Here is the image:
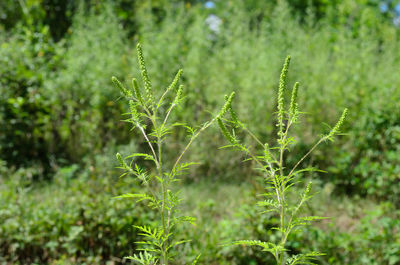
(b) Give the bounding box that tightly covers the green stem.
[241,125,278,163]
[277,121,292,265]
[155,115,168,265]
[288,136,326,177]
[172,117,217,170]
[138,126,159,168]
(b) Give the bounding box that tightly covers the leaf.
[125,251,158,265]
[191,254,201,265]
[258,192,276,198]
[286,251,325,265]
[184,125,197,138]
[175,215,197,225]
[149,124,171,140]
[229,240,271,250]
[135,240,161,247]
[134,225,163,241]
[114,192,151,201]
[166,239,192,251]
[257,199,279,209]
[114,193,141,199]
[228,240,283,259]
[289,167,327,178]
[172,162,199,176]
[292,215,328,227]
[126,153,156,162]
[136,248,161,253]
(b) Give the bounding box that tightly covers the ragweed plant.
[113,43,229,265]
[218,56,348,265]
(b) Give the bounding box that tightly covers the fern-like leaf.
[125,251,158,265]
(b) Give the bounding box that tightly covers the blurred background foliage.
[1,0,400,264]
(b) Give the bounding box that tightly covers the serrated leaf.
[175,215,197,225]
[286,251,325,265]
[124,251,158,265]
[114,193,155,204]
[166,239,191,251]
[257,199,279,209]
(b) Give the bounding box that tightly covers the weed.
[218,56,347,264]
[113,43,228,265]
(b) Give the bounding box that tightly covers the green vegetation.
[112,43,227,264]
[218,57,347,264]
[1,0,400,264]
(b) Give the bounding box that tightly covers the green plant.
[218,56,348,264]
[133,0,400,195]
[331,102,400,203]
[0,164,141,265]
[113,43,228,265]
[44,3,130,165]
[0,24,57,174]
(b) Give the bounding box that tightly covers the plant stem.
[288,137,326,177]
[277,120,293,265]
[155,114,168,265]
[173,118,216,170]
[138,126,159,168]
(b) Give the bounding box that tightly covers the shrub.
[0,25,56,174]
[331,101,400,203]
[0,166,142,264]
[44,3,131,165]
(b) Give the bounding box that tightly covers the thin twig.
[139,126,159,169]
[288,137,326,177]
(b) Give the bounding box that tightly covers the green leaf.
[191,254,201,265]
[125,153,156,162]
[114,192,155,203]
[174,215,197,225]
[125,251,158,265]
[166,239,191,251]
[286,251,325,265]
[134,225,163,241]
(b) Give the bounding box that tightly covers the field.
[1,0,400,264]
